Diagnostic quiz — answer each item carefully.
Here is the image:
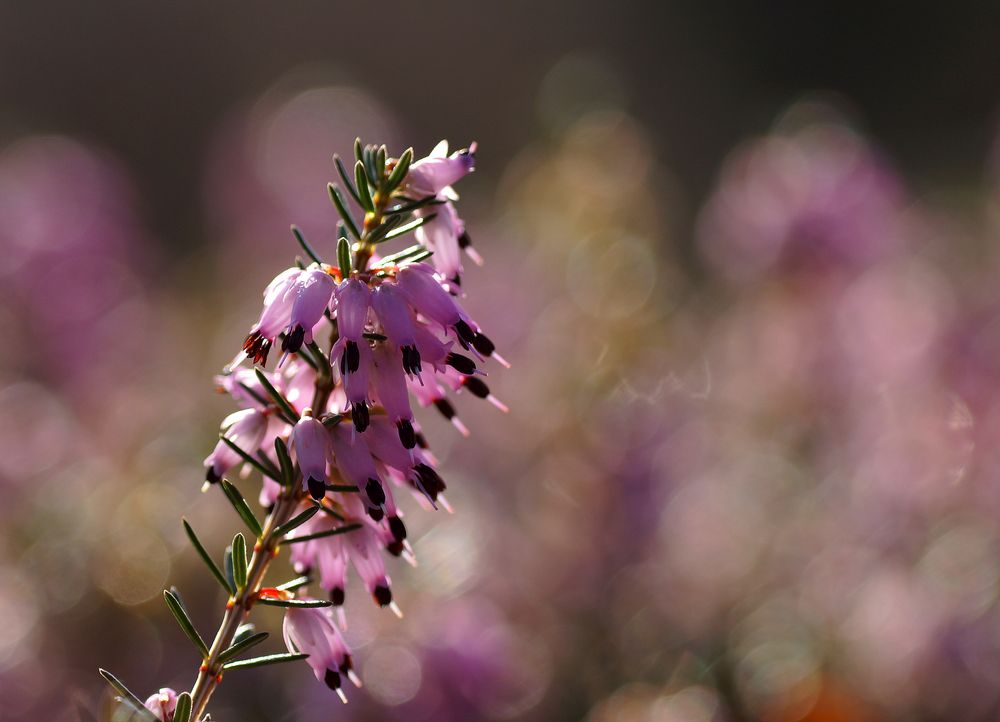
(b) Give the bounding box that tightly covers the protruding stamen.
[243,331,272,366]
[388,515,407,543]
[463,377,490,399]
[471,331,495,357]
[344,340,360,374]
[397,419,416,449]
[461,233,485,266]
[346,668,363,688]
[451,417,470,437]
[365,478,386,506]
[224,349,249,373]
[401,345,422,376]
[308,477,326,500]
[281,325,306,353]
[446,352,477,375]
[351,402,369,433]
[491,351,511,369]
[434,398,457,421]
[453,319,477,349]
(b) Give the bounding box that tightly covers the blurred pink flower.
[143,687,177,721]
[698,119,910,281]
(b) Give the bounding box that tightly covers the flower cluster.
[195,140,507,703]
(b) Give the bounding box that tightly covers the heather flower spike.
[99,138,507,721]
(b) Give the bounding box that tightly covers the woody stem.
[186,489,300,719]
[188,355,336,720]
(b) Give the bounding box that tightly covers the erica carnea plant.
[99,139,507,722]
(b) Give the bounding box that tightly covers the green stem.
[188,341,337,719]
[353,186,394,272]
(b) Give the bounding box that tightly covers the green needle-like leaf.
[367,215,404,245]
[375,145,387,184]
[328,184,361,240]
[256,597,333,608]
[220,480,263,537]
[384,194,443,215]
[275,575,311,592]
[220,435,279,481]
[403,249,434,264]
[291,339,321,371]
[320,414,345,430]
[219,631,269,664]
[233,622,257,645]
[98,669,158,722]
[183,519,234,594]
[334,154,363,206]
[235,381,270,409]
[290,225,322,265]
[337,236,352,278]
[282,523,362,544]
[355,160,374,212]
[255,450,283,480]
[253,368,300,424]
[380,214,436,243]
[363,145,379,185]
[354,137,364,164]
[169,585,193,617]
[273,506,320,537]
[312,502,346,521]
[385,147,413,191]
[325,483,359,492]
[224,544,236,591]
[223,652,309,671]
[232,533,248,591]
[306,340,329,367]
[163,589,210,659]
[173,693,192,722]
[374,243,434,268]
[274,437,295,487]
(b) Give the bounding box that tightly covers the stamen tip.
[451,418,471,437]
[488,395,510,413]
[225,350,249,374]
[389,601,404,618]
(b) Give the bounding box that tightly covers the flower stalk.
[188,488,300,718]
[100,138,504,722]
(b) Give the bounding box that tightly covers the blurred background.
[3,2,1000,720]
